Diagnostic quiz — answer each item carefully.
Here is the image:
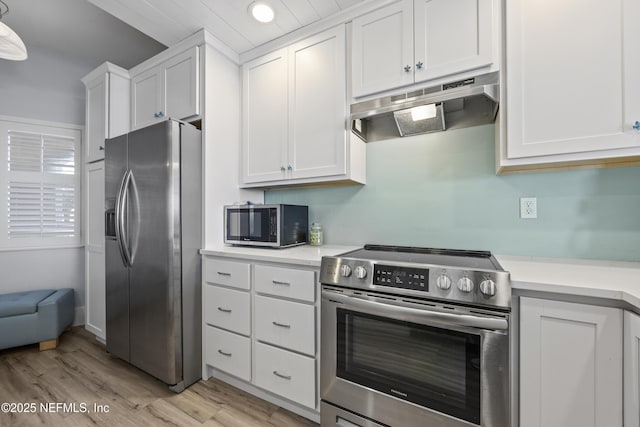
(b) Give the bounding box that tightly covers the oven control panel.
[373,264,429,292]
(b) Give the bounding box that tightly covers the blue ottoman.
[0,288,74,351]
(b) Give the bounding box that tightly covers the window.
[0,117,81,248]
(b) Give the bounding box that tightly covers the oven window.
[336,309,481,424]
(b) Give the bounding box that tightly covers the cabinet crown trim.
[81,62,130,85]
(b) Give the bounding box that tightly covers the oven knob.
[436,274,451,290]
[480,279,496,297]
[340,264,352,277]
[457,277,474,293]
[355,266,367,279]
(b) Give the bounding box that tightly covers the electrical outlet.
[520,197,537,219]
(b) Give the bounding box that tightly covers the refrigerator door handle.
[115,169,133,267]
[128,171,140,265]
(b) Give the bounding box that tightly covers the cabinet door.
[242,48,288,184]
[85,161,105,339]
[625,311,640,427]
[289,26,347,180]
[131,66,162,130]
[520,297,622,427]
[413,0,493,83]
[163,46,200,121]
[351,0,414,97]
[506,0,640,159]
[85,75,107,162]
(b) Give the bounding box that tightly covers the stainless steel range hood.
[351,72,499,142]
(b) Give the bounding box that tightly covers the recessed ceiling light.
[249,1,275,23]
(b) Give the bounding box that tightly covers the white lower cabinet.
[254,295,315,356]
[625,311,640,427]
[254,341,316,409]
[204,326,251,382]
[203,284,250,336]
[520,297,623,427]
[202,255,319,419]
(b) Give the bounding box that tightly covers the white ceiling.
[1,0,166,68]
[87,0,370,55]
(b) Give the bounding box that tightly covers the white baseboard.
[73,305,85,327]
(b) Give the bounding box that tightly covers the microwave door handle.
[322,290,508,331]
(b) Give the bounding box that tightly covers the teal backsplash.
[265,125,640,262]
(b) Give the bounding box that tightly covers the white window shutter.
[1,119,80,247]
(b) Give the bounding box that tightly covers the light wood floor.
[0,327,318,426]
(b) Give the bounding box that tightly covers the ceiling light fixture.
[0,0,27,61]
[248,1,275,23]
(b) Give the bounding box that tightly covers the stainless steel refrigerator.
[104,119,202,392]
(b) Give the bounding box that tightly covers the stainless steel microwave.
[224,204,308,248]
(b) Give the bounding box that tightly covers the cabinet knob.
[287,165,292,171]
[416,61,424,69]
[99,145,104,151]
[404,65,412,72]
[633,121,640,131]
[280,166,285,172]
[154,112,159,118]
[158,111,164,117]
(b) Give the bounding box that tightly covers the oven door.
[321,288,510,427]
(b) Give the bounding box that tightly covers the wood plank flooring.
[0,327,318,426]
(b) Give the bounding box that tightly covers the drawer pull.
[273,370,291,380]
[272,321,291,329]
[218,349,232,357]
[217,271,231,276]
[217,307,232,313]
[272,280,291,286]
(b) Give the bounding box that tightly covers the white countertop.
[497,254,640,312]
[200,244,360,267]
[200,245,640,312]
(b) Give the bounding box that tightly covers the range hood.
[351,72,499,142]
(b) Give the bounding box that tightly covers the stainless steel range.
[319,245,512,427]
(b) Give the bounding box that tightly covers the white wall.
[0,46,92,324]
[0,248,85,325]
[0,46,94,125]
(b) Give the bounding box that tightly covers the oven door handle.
[323,290,508,331]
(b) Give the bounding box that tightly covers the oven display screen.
[373,264,429,291]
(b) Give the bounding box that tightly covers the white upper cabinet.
[242,48,289,184]
[288,28,347,180]
[131,46,200,130]
[351,1,414,97]
[351,0,496,98]
[413,0,493,84]
[242,25,365,188]
[499,0,640,171]
[82,63,130,162]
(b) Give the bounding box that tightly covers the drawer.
[204,326,251,382]
[254,341,316,409]
[203,258,250,290]
[254,264,315,302]
[254,295,315,356]
[203,285,250,336]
